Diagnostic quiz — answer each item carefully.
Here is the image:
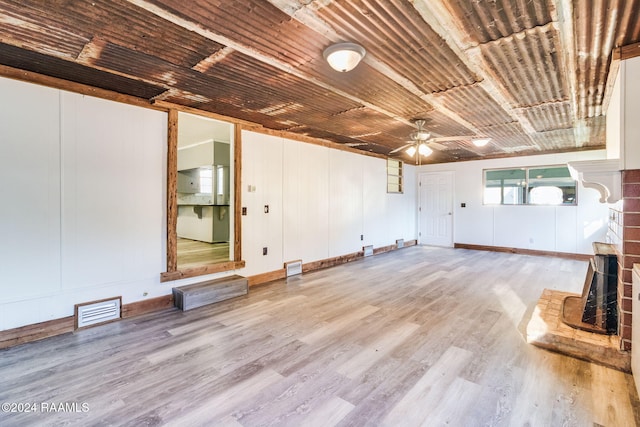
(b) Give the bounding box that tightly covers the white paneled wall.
[0,76,417,332]
[60,92,166,289]
[0,78,62,301]
[419,151,611,254]
[362,155,390,249]
[241,132,285,276]
[329,150,364,256]
[0,77,168,330]
[241,131,418,276]
[282,139,330,263]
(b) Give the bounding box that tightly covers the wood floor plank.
[162,368,284,425]
[299,305,380,345]
[300,396,355,427]
[336,322,420,379]
[0,246,639,426]
[424,376,482,426]
[382,345,474,426]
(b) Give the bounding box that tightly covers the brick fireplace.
[608,169,640,351]
[528,45,640,372]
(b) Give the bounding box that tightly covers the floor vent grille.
[364,245,374,257]
[285,260,303,277]
[75,297,121,329]
[396,239,405,248]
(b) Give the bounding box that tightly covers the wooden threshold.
[454,243,592,262]
[160,260,246,282]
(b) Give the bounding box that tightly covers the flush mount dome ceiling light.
[472,137,492,147]
[323,42,366,72]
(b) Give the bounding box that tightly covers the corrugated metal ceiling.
[0,0,638,163]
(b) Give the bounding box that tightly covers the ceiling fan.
[389,119,491,164]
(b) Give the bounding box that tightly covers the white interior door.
[419,172,454,247]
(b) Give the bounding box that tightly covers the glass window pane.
[527,166,576,205]
[484,169,526,204]
[387,159,403,193]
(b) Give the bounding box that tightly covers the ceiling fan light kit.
[418,143,432,156]
[389,118,494,160]
[323,42,366,72]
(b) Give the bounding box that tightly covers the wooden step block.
[172,275,248,311]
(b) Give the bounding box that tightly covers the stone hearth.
[527,288,630,372]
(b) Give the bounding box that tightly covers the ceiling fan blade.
[429,135,474,142]
[427,141,447,151]
[389,143,413,154]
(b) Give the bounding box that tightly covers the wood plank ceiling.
[0,0,638,163]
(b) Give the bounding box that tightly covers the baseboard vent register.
[363,245,374,257]
[285,260,303,277]
[396,239,404,248]
[75,297,122,329]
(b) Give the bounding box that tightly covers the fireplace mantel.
[567,159,622,204]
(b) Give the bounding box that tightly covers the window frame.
[482,164,578,206]
[387,158,403,193]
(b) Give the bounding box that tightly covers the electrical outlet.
[263,247,268,255]
[242,207,247,215]
[360,234,364,241]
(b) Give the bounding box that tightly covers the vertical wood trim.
[167,109,179,272]
[234,124,242,262]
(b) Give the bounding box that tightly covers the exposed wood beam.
[0,64,162,111]
[551,0,580,145]
[615,41,640,60]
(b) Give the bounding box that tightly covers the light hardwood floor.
[177,238,230,269]
[1,246,639,426]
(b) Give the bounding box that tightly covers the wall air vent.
[75,297,121,329]
[396,239,405,248]
[364,245,374,257]
[285,260,303,277]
